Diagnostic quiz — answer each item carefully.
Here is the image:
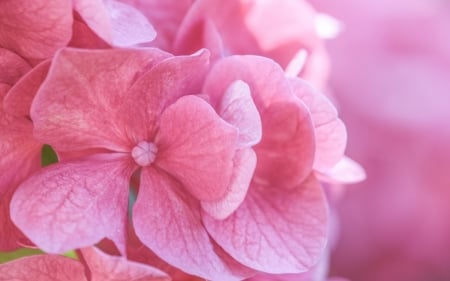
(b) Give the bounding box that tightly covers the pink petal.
[0,113,41,195]
[31,48,169,152]
[203,56,315,189]
[202,18,227,61]
[219,80,262,148]
[126,49,210,137]
[174,0,260,56]
[201,148,256,219]
[0,48,31,85]
[133,168,242,280]
[0,189,32,250]
[0,84,10,97]
[156,95,238,202]
[203,175,328,274]
[106,0,156,46]
[203,55,294,114]
[0,255,87,281]
[0,90,41,250]
[69,17,110,49]
[175,0,320,68]
[316,156,366,184]
[290,79,347,173]
[243,0,319,67]
[127,229,255,281]
[254,101,315,189]
[121,0,193,50]
[80,247,169,281]
[74,0,156,46]
[10,155,134,254]
[4,60,50,117]
[0,0,72,60]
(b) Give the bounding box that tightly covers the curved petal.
[243,0,319,68]
[126,49,210,137]
[219,80,262,148]
[203,56,315,189]
[0,112,41,195]
[106,0,156,46]
[0,48,31,85]
[69,17,110,49]
[133,168,243,280]
[1,88,41,251]
[31,48,170,152]
[4,60,50,117]
[254,101,315,189]
[203,175,328,274]
[121,0,193,51]
[156,95,238,202]
[175,0,320,69]
[201,148,256,219]
[0,255,87,281]
[316,156,366,184]
[203,55,294,109]
[74,0,156,46]
[0,188,32,251]
[80,247,170,281]
[0,84,10,97]
[290,79,347,173]
[10,155,134,254]
[0,0,72,60]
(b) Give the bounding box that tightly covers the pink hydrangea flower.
[0,247,169,281]
[10,47,255,280]
[8,44,352,279]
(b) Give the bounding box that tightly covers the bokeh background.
[310,0,450,280]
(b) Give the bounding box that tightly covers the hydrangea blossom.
[0,0,364,280]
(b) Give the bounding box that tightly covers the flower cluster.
[0,0,363,280]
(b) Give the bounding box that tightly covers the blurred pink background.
[310,0,450,280]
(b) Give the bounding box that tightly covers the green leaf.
[41,144,58,167]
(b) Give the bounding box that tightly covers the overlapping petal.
[203,175,328,274]
[31,48,169,152]
[203,55,294,118]
[219,80,262,148]
[10,155,134,254]
[80,247,170,281]
[0,0,72,60]
[133,168,243,280]
[4,61,50,117]
[0,54,42,250]
[204,55,315,188]
[254,101,315,188]
[0,48,31,86]
[0,255,87,281]
[126,49,210,137]
[0,246,171,281]
[0,105,41,196]
[174,0,324,74]
[289,79,346,173]
[0,189,32,251]
[201,148,256,219]
[156,95,238,201]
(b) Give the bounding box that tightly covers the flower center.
[131,141,158,166]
